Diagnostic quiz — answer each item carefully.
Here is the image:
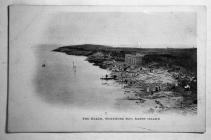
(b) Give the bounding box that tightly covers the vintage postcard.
[7,5,206,132]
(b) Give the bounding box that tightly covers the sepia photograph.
[7,5,206,132]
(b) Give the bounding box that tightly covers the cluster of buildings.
[125,54,145,65]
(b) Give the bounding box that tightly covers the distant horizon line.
[60,43,197,48]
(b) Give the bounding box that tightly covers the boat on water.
[73,61,76,68]
[73,61,77,72]
[42,64,46,67]
[100,77,114,80]
[100,74,116,80]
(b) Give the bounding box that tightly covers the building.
[125,54,145,65]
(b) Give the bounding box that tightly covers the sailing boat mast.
[73,60,77,72]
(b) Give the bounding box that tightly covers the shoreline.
[53,44,197,114]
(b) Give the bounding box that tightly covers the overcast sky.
[11,6,196,47]
[47,12,196,46]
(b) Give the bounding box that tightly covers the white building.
[125,54,144,65]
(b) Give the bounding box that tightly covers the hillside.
[53,44,197,73]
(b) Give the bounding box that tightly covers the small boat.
[73,61,77,72]
[100,74,115,80]
[42,64,46,67]
[100,77,114,80]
